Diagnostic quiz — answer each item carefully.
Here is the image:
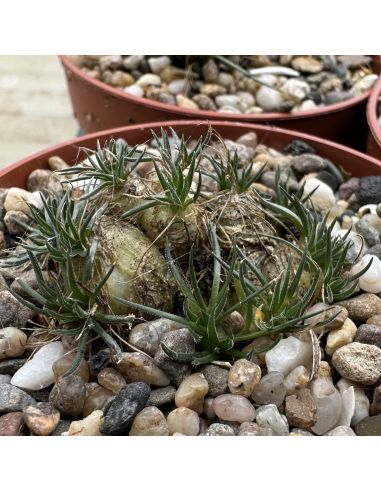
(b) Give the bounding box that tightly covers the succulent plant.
[2,129,368,369]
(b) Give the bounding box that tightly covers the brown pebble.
[49,374,86,417]
[0,411,24,436]
[97,367,126,394]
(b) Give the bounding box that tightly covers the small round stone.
[116,352,170,387]
[284,389,317,429]
[205,423,235,436]
[251,372,287,406]
[100,382,151,435]
[154,329,194,387]
[0,412,24,436]
[147,385,177,407]
[129,406,169,436]
[228,359,261,397]
[332,342,381,385]
[97,367,126,394]
[212,394,256,423]
[355,414,381,436]
[325,318,357,355]
[238,422,260,436]
[128,318,181,356]
[0,327,27,360]
[337,294,381,323]
[201,364,229,397]
[175,373,209,413]
[49,374,86,417]
[167,407,200,436]
[27,169,52,193]
[355,324,381,349]
[23,402,60,436]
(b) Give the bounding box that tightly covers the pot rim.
[2,120,381,183]
[367,73,381,149]
[60,55,381,122]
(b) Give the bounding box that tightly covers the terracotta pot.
[1,121,381,190]
[366,75,381,159]
[60,55,381,150]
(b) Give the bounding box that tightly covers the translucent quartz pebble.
[251,372,286,406]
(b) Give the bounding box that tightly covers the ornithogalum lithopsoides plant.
[2,129,370,368]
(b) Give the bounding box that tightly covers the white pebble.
[136,73,161,87]
[168,79,188,95]
[265,336,312,376]
[11,341,66,390]
[350,254,381,293]
[123,84,144,98]
[148,56,171,74]
[302,178,336,212]
[256,86,283,112]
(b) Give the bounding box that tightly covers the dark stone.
[355,324,381,349]
[357,176,381,206]
[88,349,112,377]
[0,383,36,413]
[0,358,27,375]
[154,328,194,387]
[320,55,337,71]
[316,170,341,192]
[283,140,316,156]
[355,219,380,247]
[100,382,150,435]
[29,390,52,402]
[201,364,229,397]
[290,154,326,175]
[309,91,322,105]
[147,385,177,407]
[323,159,344,186]
[355,414,381,435]
[339,177,360,200]
[334,62,349,80]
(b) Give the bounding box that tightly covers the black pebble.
[316,170,341,192]
[100,382,151,435]
[283,140,316,156]
[356,176,381,206]
[88,349,112,377]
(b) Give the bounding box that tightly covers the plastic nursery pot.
[60,55,381,151]
[366,74,381,160]
[1,120,381,190]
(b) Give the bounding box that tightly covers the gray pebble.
[0,383,36,413]
[147,385,177,407]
